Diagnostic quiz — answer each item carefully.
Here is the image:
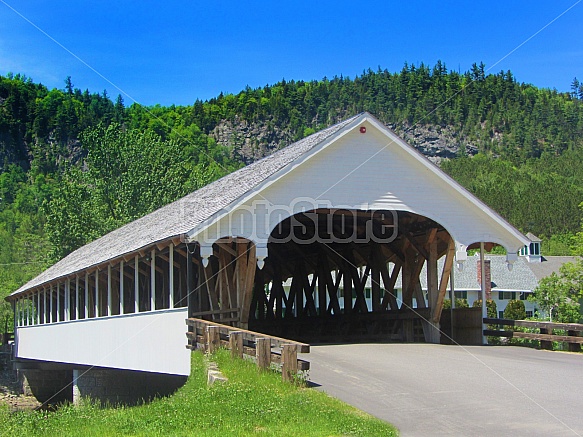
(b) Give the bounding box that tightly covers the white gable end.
[189,115,528,255]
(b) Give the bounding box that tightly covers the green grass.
[0,350,398,436]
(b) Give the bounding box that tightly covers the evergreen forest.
[2,62,583,325]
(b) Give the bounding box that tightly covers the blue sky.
[1,1,582,106]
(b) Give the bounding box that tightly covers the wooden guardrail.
[186,318,310,382]
[484,318,583,352]
[190,308,240,324]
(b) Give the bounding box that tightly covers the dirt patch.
[0,369,41,412]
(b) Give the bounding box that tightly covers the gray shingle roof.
[526,256,579,281]
[525,232,541,242]
[13,114,362,296]
[449,255,539,291]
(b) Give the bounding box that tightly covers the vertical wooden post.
[43,287,47,324]
[427,240,438,310]
[36,291,40,325]
[56,282,60,322]
[119,260,124,314]
[568,331,581,352]
[256,337,271,369]
[107,265,112,316]
[85,272,89,318]
[282,344,298,382]
[540,327,553,350]
[25,296,30,326]
[187,247,193,317]
[207,325,220,354]
[95,270,100,317]
[169,243,174,309]
[343,263,352,314]
[75,276,80,320]
[318,262,326,316]
[230,331,243,359]
[150,249,156,311]
[49,285,53,323]
[371,260,381,312]
[479,242,488,345]
[401,252,413,308]
[240,243,256,328]
[134,255,139,313]
[65,278,70,321]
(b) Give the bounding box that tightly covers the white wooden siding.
[15,308,190,375]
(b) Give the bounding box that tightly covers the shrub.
[503,300,526,320]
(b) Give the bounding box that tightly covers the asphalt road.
[308,344,583,436]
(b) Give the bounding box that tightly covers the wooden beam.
[134,255,139,313]
[216,241,237,257]
[203,261,219,312]
[169,243,174,309]
[343,261,352,315]
[150,249,156,311]
[431,237,455,323]
[240,243,256,327]
[321,256,341,315]
[85,272,90,318]
[380,261,401,310]
[427,239,438,311]
[107,265,112,316]
[56,282,60,322]
[370,245,382,312]
[236,242,247,311]
[157,252,181,268]
[350,263,370,313]
[64,279,70,322]
[402,231,429,261]
[94,270,99,317]
[299,262,318,317]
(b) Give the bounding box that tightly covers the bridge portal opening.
[246,209,455,343]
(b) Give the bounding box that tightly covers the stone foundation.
[73,368,187,406]
[19,365,187,407]
[20,369,73,405]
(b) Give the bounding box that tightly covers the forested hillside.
[1,62,583,324]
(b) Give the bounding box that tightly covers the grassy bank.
[0,350,398,436]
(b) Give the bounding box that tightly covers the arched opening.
[247,209,455,343]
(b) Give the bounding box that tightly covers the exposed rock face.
[211,116,295,165]
[397,124,478,164]
[210,118,478,166]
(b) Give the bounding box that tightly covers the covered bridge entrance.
[196,209,455,343]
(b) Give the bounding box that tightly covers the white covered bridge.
[7,113,528,404]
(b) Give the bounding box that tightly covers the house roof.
[526,256,579,281]
[450,255,539,291]
[526,232,541,243]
